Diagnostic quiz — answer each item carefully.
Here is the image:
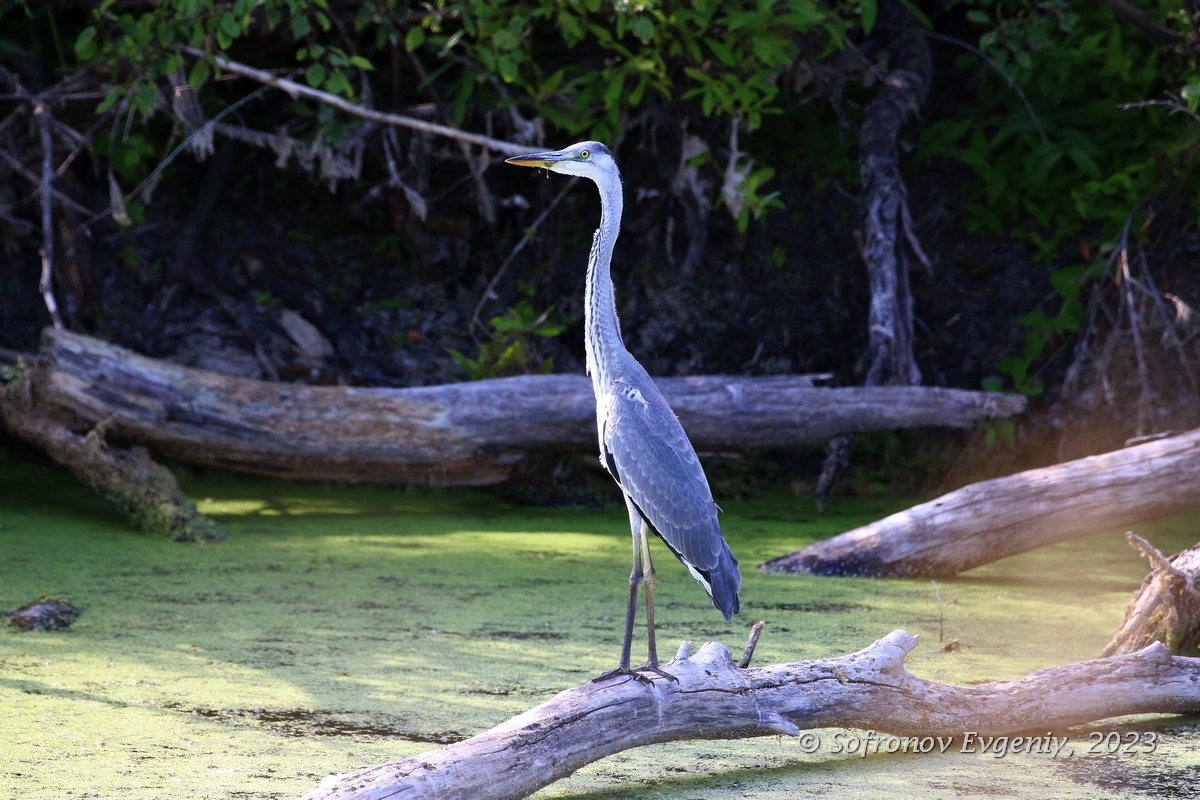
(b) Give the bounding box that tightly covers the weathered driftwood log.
[302,631,1200,800]
[33,329,1025,486]
[0,364,225,542]
[762,427,1200,577]
[1101,533,1200,657]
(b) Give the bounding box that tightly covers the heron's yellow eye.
[580,149,590,159]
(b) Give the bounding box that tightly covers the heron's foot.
[592,665,654,685]
[592,664,677,684]
[635,662,679,683]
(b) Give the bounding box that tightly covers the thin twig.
[181,47,529,157]
[1118,95,1200,126]
[470,179,576,334]
[126,85,269,206]
[0,207,38,232]
[0,146,97,217]
[890,26,1049,148]
[931,580,944,643]
[1135,246,1199,392]
[33,100,63,330]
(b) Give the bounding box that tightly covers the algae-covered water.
[2,449,1199,799]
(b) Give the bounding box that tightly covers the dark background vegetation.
[3,0,1200,497]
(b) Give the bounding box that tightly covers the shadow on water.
[159,703,467,743]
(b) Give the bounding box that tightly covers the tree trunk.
[30,329,1025,486]
[763,427,1200,577]
[813,1,933,506]
[1101,532,1200,657]
[301,632,1200,800]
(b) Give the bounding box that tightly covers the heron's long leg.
[639,519,659,667]
[594,504,645,683]
[617,525,644,671]
[636,519,677,682]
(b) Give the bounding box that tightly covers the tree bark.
[763,427,1200,577]
[1101,533,1200,657]
[30,329,1025,486]
[301,632,1200,800]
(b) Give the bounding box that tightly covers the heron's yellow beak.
[505,151,567,169]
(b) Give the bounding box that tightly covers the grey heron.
[506,142,740,681]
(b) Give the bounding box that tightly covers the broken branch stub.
[301,631,1200,800]
[1101,533,1200,657]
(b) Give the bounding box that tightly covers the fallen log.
[31,329,1025,486]
[761,427,1200,577]
[1101,533,1200,657]
[301,631,1200,800]
[0,363,224,542]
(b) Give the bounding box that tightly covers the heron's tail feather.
[708,544,741,622]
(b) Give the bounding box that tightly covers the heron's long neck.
[584,173,625,391]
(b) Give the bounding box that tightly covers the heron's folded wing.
[601,378,724,573]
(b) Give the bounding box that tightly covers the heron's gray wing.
[601,376,740,617]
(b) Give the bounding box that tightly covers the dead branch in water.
[763,426,1200,577]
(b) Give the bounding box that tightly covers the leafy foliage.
[447,291,566,380]
[919,4,1183,249]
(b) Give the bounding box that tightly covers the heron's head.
[505,141,618,182]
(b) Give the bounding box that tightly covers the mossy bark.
[0,365,224,542]
[1101,533,1200,657]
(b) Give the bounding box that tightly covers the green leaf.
[497,55,520,84]
[306,63,327,88]
[219,12,241,39]
[631,16,654,43]
[893,0,931,28]
[133,84,157,115]
[966,10,990,24]
[75,26,97,61]
[860,0,877,36]
[188,59,210,91]
[405,25,424,51]
[95,89,121,115]
[492,29,519,51]
[704,36,735,67]
[324,69,352,97]
[348,55,374,71]
[1182,83,1200,110]
[292,14,311,39]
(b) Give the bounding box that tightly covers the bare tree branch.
[471,178,576,333]
[1099,0,1188,46]
[0,145,98,218]
[33,100,63,330]
[181,47,530,157]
